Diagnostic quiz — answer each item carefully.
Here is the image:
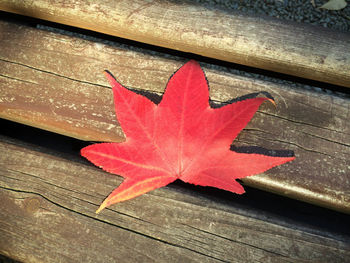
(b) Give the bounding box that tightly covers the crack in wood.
[0,73,38,85]
[0,185,228,262]
[300,131,350,149]
[0,58,110,89]
[237,129,341,159]
[266,138,336,158]
[181,223,291,259]
[6,167,100,199]
[260,111,349,135]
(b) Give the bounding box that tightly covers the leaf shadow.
[209,91,274,108]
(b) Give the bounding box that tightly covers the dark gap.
[0,118,90,164]
[0,254,21,263]
[0,10,349,97]
[1,118,350,244]
[230,145,294,157]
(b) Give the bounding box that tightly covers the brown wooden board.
[0,20,349,213]
[0,136,350,263]
[0,0,349,87]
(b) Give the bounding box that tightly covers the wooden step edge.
[0,0,349,88]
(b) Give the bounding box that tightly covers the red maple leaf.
[81,60,295,213]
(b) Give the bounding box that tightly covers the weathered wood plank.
[0,20,349,213]
[0,136,349,263]
[0,0,349,87]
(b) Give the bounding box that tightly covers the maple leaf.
[81,60,295,213]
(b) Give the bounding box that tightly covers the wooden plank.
[0,136,349,263]
[0,20,349,214]
[0,0,349,87]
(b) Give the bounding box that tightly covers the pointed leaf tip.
[103,70,119,87]
[267,98,276,107]
[258,91,275,107]
[96,201,108,214]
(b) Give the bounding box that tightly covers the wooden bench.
[0,1,349,262]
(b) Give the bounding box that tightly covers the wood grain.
[0,0,349,87]
[0,136,349,263]
[0,21,349,214]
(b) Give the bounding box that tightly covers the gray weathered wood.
[0,20,349,214]
[0,21,349,213]
[0,136,349,263]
